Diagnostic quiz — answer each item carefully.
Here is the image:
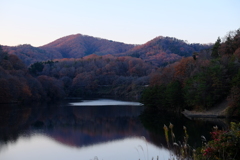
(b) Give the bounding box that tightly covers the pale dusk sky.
[0,0,239,47]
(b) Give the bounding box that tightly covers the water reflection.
[0,99,170,160]
[140,109,230,149]
[0,135,174,160]
[0,99,231,160]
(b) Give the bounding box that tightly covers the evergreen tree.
[211,37,221,58]
[28,62,44,75]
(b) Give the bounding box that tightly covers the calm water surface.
[0,99,228,160]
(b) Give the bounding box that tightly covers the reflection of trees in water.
[0,103,148,148]
[44,115,147,148]
[1,102,232,152]
[0,103,44,143]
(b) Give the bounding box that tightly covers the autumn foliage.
[29,55,154,98]
[0,46,64,103]
[1,28,240,112]
[197,122,240,160]
[141,28,240,113]
[3,34,210,67]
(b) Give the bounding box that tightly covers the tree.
[183,62,229,109]
[211,37,221,58]
[0,45,8,61]
[165,81,184,110]
[0,79,11,103]
[140,85,166,109]
[37,75,65,100]
[29,62,44,75]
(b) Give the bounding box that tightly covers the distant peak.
[154,36,164,40]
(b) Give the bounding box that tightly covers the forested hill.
[0,45,155,103]
[141,28,240,116]
[3,34,135,66]
[41,34,135,58]
[1,28,239,109]
[3,34,211,66]
[121,36,211,66]
[3,44,63,66]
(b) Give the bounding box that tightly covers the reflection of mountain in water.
[0,101,232,152]
[0,101,149,148]
[43,106,148,147]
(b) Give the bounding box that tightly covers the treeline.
[42,34,135,58]
[0,46,65,103]
[3,34,135,66]
[1,28,239,111]
[28,54,155,98]
[124,36,211,66]
[4,44,63,66]
[3,35,210,67]
[0,48,157,104]
[141,28,240,116]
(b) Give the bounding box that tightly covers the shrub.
[197,122,240,160]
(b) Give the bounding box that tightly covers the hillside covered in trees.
[141,28,240,116]
[0,47,47,103]
[0,45,157,103]
[28,54,155,98]
[3,34,135,66]
[1,28,240,118]
[2,34,210,66]
[120,36,210,66]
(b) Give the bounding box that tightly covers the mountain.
[3,34,135,65]
[3,44,63,66]
[122,36,211,66]
[41,34,135,58]
[2,34,211,66]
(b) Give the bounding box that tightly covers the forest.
[29,54,154,98]
[0,47,155,103]
[141,29,240,116]
[3,34,209,66]
[1,29,240,117]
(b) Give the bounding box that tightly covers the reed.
[163,123,195,160]
[163,124,169,148]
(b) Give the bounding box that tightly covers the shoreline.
[182,100,229,119]
[182,109,227,119]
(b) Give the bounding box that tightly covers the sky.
[0,0,240,47]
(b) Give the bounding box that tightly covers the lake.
[0,99,229,160]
